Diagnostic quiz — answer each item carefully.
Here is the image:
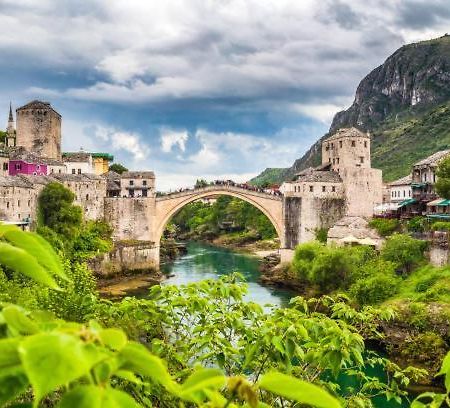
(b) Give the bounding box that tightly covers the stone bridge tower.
[16,101,62,160]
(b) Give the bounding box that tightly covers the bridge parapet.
[156,185,282,202]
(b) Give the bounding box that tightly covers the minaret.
[6,103,16,147]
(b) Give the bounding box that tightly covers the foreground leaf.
[58,385,140,408]
[259,372,341,408]
[0,242,59,289]
[18,333,104,405]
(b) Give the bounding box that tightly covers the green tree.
[381,233,427,274]
[368,218,399,237]
[109,163,128,174]
[435,155,450,199]
[38,182,82,238]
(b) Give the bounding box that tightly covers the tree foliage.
[435,155,450,199]
[38,182,82,238]
[109,163,128,174]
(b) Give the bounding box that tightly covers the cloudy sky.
[1,0,449,190]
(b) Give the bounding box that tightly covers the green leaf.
[0,338,21,371]
[57,385,140,408]
[2,306,39,335]
[259,372,341,408]
[179,368,225,401]
[0,242,59,289]
[18,333,104,405]
[0,374,29,406]
[99,328,127,351]
[2,229,67,281]
[118,342,176,391]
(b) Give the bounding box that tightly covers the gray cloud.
[396,0,450,29]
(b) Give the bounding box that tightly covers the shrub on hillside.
[407,216,427,233]
[349,274,400,305]
[381,233,427,274]
[291,242,323,281]
[431,221,450,231]
[368,218,399,236]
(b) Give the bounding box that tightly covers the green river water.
[160,241,409,407]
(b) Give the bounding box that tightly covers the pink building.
[9,160,47,176]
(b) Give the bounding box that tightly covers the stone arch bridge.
[104,184,345,268]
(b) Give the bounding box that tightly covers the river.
[161,241,408,408]
[161,241,293,306]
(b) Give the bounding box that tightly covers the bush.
[315,228,328,243]
[381,233,427,274]
[407,216,427,233]
[349,274,400,305]
[431,221,450,231]
[291,242,324,281]
[368,218,399,236]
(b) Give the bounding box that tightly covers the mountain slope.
[251,34,450,185]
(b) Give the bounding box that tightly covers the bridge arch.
[154,186,284,250]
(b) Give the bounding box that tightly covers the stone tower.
[16,100,62,160]
[322,127,382,217]
[6,103,16,147]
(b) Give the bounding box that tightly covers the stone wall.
[104,197,155,241]
[283,196,345,248]
[89,241,159,277]
[341,167,383,217]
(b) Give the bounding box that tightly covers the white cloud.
[92,125,151,162]
[160,129,189,153]
[291,103,348,123]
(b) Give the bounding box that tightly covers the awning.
[411,182,427,188]
[398,198,417,208]
[427,198,444,206]
[427,214,450,219]
[437,199,450,206]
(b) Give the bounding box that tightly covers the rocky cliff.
[251,34,450,185]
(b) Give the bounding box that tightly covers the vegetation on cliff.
[251,35,450,185]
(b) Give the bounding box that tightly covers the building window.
[329,158,331,163]
[332,158,335,164]
[360,157,364,164]
[78,169,82,174]
[339,141,342,148]
[433,173,436,183]
[15,163,21,171]
[129,190,135,197]
[326,144,329,151]
[36,165,40,170]
[351,140,356,147]
[142,189,148,197]
[424,173,427,182]
[409,190,411,197]
[6,202,9,209]
[322,186,326,192]
[28,200,30,207]
[331,143,334,149]
[86,194,89,200]
[17,200,20,207]
[143,180,147,186]
[332,186,336,192]
[403,190,406,197]
[59,169,62,174]
[129,180,134,186]
[3,163,7,171]
[364,141,367,148]
[72,169,76,174]
[336,158,339,164]
[309,185,314,192]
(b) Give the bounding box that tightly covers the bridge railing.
[156,184,282,201]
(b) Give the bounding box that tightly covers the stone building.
[92,153,114,175]
[120,171,155,198]
[321,127,382,217]
[16,101,62,160]
[63,151,93,175]
[281,127,383,221]
[0,176,36,223]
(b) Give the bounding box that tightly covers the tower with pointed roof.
[6,103,16,147]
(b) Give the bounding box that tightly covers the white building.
[62,152,94,175]
[388,175,412,203]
